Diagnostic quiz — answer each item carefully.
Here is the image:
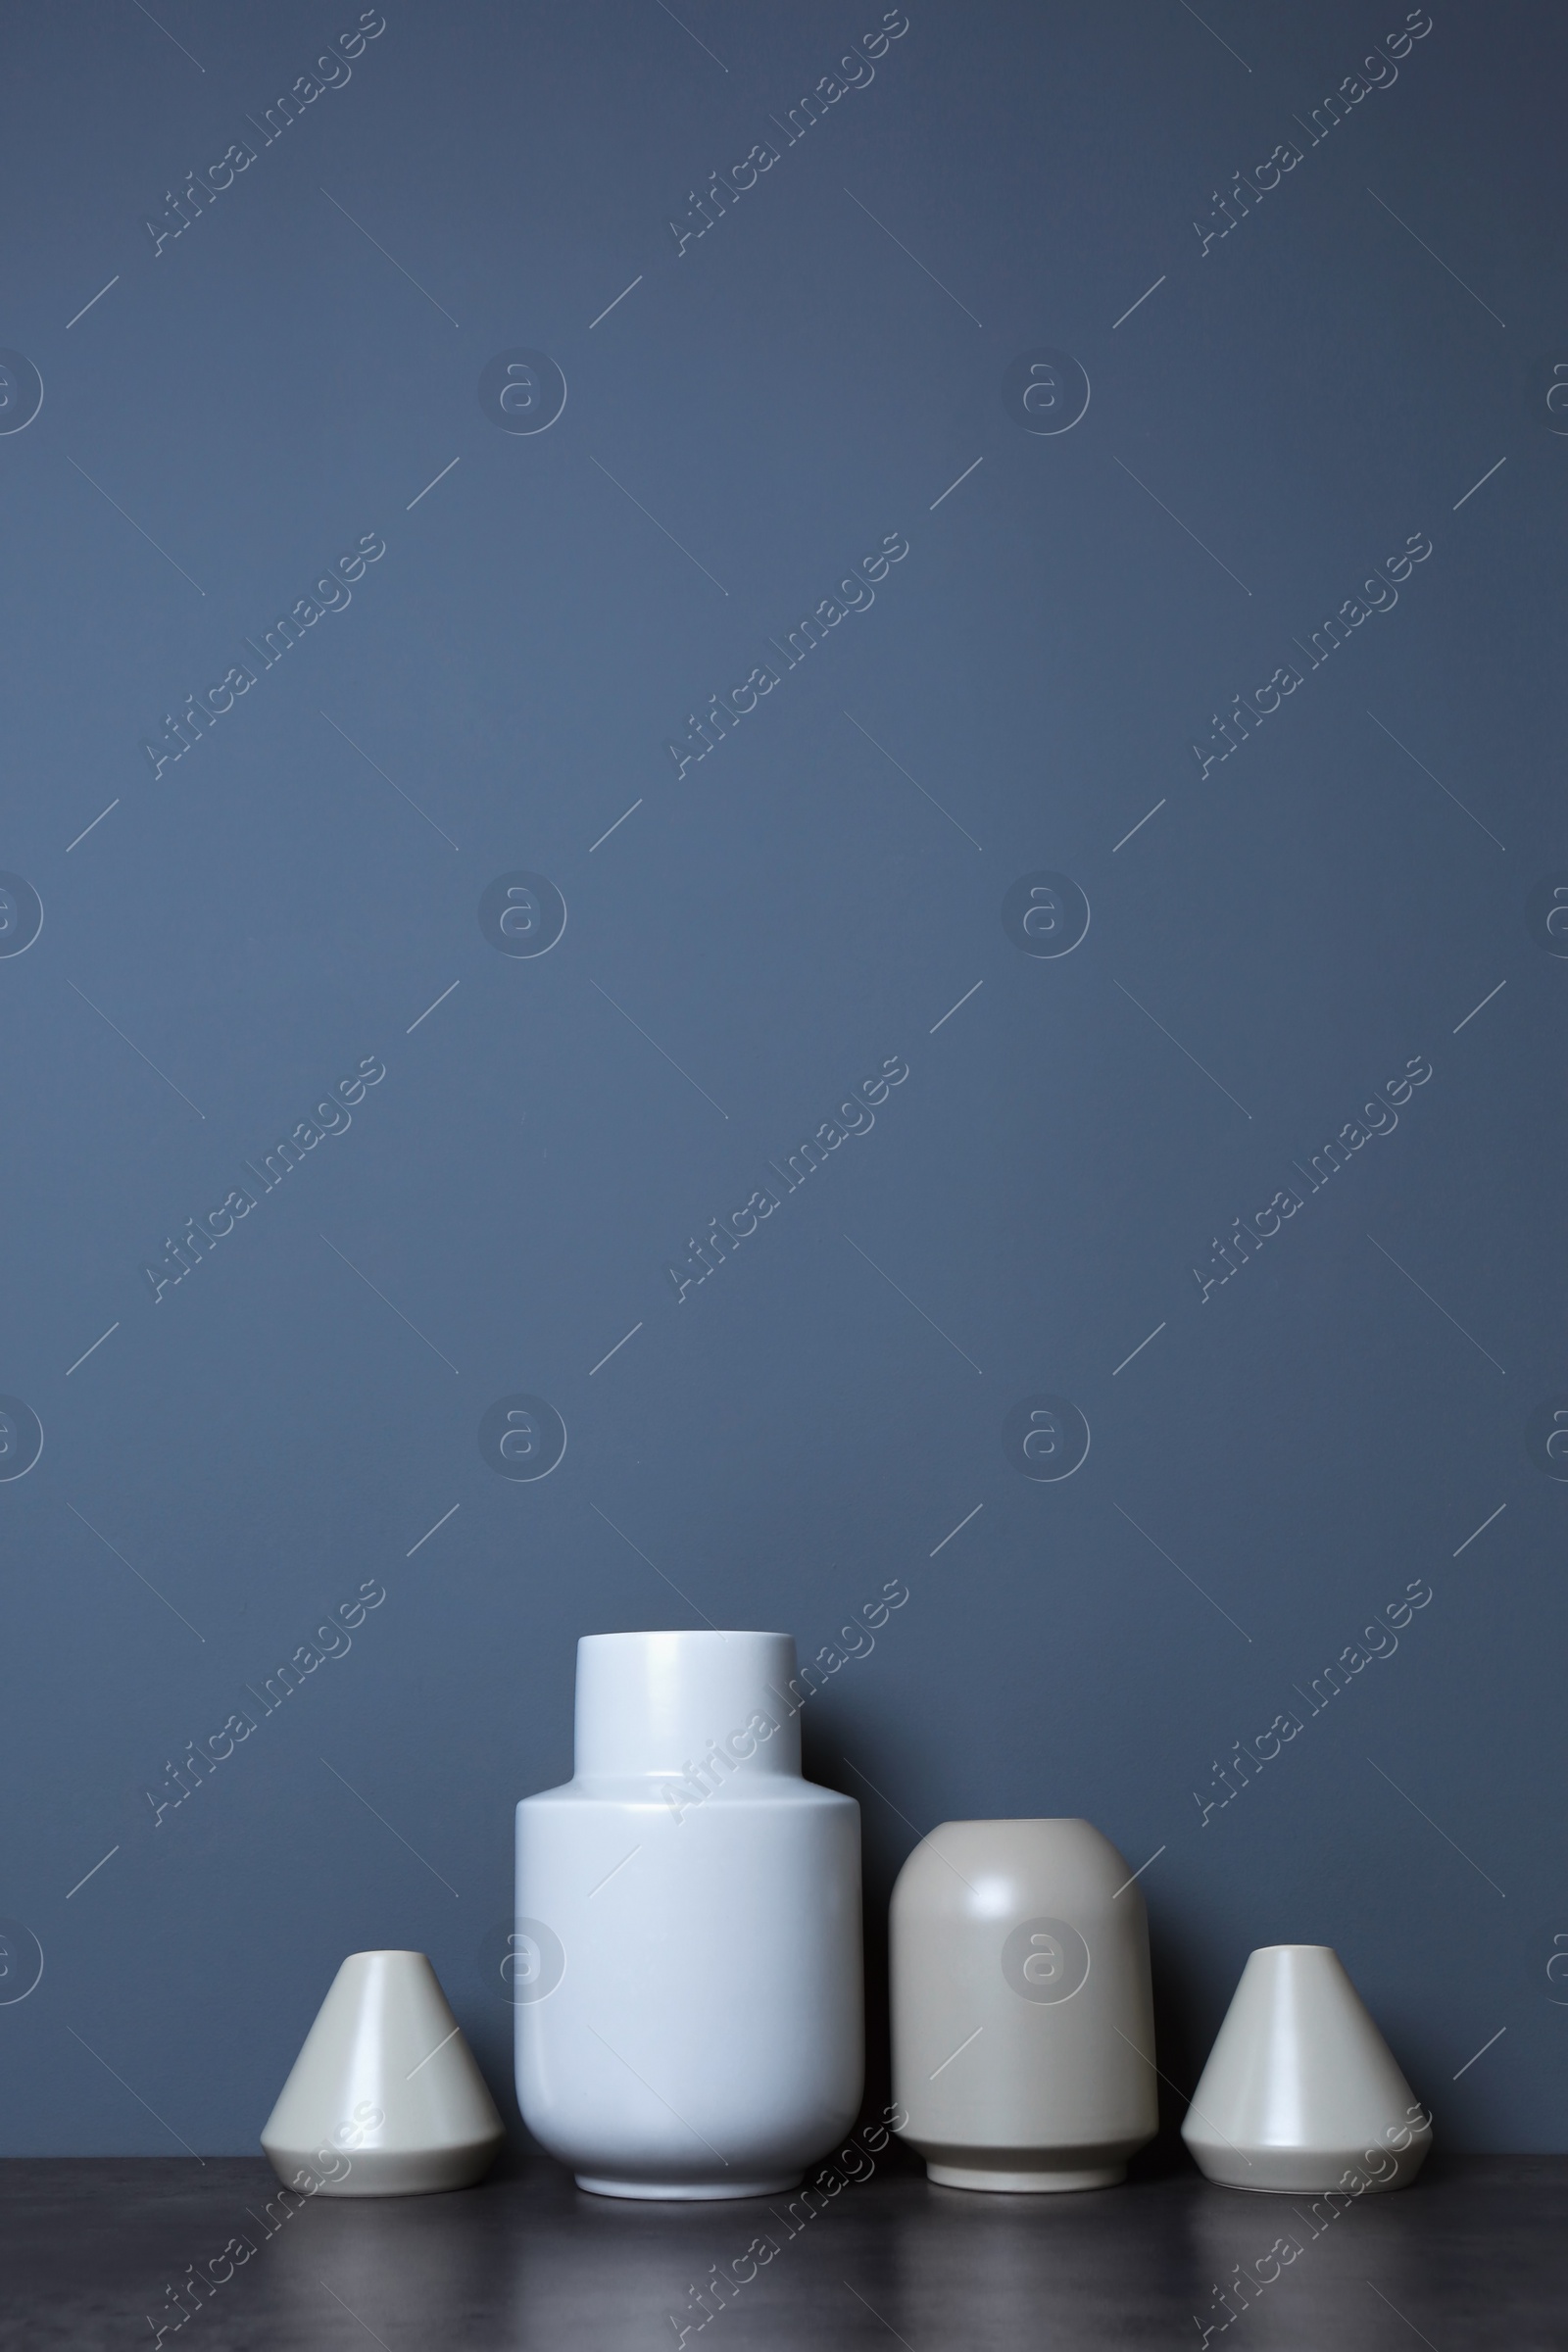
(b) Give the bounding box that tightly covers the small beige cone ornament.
[262,1950,504,2196]
[1182,1944,1431,2194]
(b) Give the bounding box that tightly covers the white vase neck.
[574,1631,803,1779]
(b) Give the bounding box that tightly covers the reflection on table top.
[4,2149,1562,2349]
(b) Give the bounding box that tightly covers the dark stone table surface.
[2,2150,1563,2349]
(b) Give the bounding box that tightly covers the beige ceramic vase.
[1182,1945,1432,2193]
[262,1949,504,2196]
[891,1818,1157,2191]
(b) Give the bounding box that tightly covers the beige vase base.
[927,2158,1127,2193]
[265,2139,500,2198]
[1191,2135,1430,2196]
[915,2137,1136,2193]
[575,2171,803,2201]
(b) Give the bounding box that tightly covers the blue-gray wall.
[0,0,1562,2154]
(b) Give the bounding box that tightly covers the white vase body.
[891,1818,1157,2191]
[514,1630,863,2199]
[1182,1944,1432,2193]
[261,1950,504,2196]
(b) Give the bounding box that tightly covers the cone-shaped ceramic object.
[262,1950,504,2196]
[1182,1945,1431,2194]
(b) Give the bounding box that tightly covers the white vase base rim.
[925,2160,1127,2194]
[574,2172,803,2202]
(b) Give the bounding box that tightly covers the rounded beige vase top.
[891,1818,1157,2192]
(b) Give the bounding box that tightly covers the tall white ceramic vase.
[891,1818,1158,2191]
[1182,1944,1432,2193]
[514,1630,863,2199]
